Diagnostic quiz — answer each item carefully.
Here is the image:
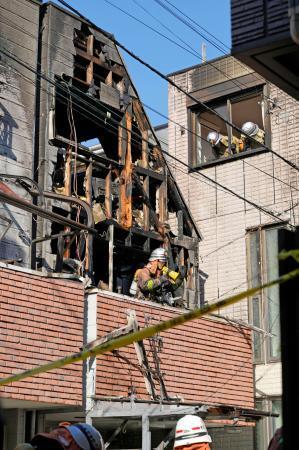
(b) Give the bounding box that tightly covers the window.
[189,86,270,168]
[247,227,281,363]
[255,397,282,450]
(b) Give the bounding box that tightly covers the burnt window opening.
[73,26,127,111]
[189,87,270,168]
[53,78,123,161]
[46,26,200,307]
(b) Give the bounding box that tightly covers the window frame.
[188,84,271,169]
[247,226,283,364]
[254,396,282,450]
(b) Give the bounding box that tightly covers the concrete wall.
[0,0,40,266]
[95,292,254,409]
[0,264,84,405]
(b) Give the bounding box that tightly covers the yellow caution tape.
[0,267,298,386]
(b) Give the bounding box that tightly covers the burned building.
[0,0,201,306]
[0,2,268,449]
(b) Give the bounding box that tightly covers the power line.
[56,0,299,172]
[102,0,200,61]
[1,16,296,198]
[153,0,230,52]
[0,46,289,225]
[105,0,267,95]
[152,0,280,107]
[4,0,293,174]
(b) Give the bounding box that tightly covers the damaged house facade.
[167,52,299,449]
[0,1,267,449]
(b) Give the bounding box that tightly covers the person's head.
[174,415,211,448]
[31,422,104,450]
[148,248,167,271]
[207,131,221,146]
[148,247,167,269]
[241,121,259,137]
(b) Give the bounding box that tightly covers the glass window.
[254,398,282,450]
[247,227,280,363]
[190,88,267,167]
[265,228,281,359]
[255,400,265,450]
[271,398,282,431]
[252,297,262,361]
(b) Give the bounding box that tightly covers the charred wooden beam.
[168,176,202,239]
[133,174,164,237]
[105,169,112,218]
[85,158,93,274]
[86,34,94,84]
[133,99,150,132]
[119,112,133,229]
[75,47,125,78]
[134,166,164,181]
[142,130,150,232]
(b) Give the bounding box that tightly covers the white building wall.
[167,57,299,409]
[168,61,299,319]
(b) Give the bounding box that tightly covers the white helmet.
[149,248,167,262]
[174,415,212,448]
[67,424,104,450]
[207,131,220,145]
[241,121,259,136]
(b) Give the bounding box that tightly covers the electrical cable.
[152,0,282,106]
[1,19,296,194]
[153,0,229,54]
[2,10,283,115]
[104,0,249,92]
[55,0,299,172]
[0,47,290,225]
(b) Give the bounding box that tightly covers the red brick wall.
[96,294,254,409]
[0,267,84,406]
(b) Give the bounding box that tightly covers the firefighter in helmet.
[130,248,186,305]
[173,415,212,450]
[240,121,265,151]
[207,131,241,157]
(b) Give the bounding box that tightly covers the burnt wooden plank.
[75,47,125,77]
[119,112,132,229]
[99,82,120,110]
[134,166,164,181]
[133,99,149,132]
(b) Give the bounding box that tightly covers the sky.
[51,0,231,126]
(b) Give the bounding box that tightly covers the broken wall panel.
[0,0,40,266]
[96,293,254,408]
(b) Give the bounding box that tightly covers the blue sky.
[52,0,231,125]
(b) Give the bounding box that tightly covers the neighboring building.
[167,55,299,449]
[231,0,299,100]
[0,2,259,450]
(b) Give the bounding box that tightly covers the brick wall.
[0,265,84,405]
[96,294,254,409]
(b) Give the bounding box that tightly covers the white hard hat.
[67,424,104,450]
[174,415,212,448]
[207,131,221,145]
[241,121,259,136]
[149,248,167,262]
